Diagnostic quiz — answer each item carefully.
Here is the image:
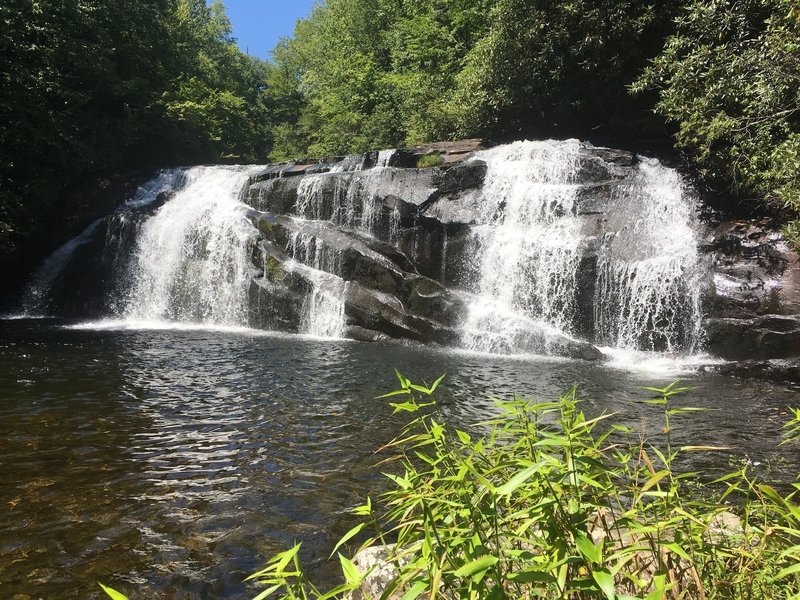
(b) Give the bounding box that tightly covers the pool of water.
[0,318,797,598]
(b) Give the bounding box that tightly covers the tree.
[0,0,272,290]
[634,0,800,240]
[451,0,680,143]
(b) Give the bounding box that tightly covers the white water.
[122,166,258,325]
[376,149,396,167]
[20,219,105,315]
[462,140,585,353]
[19,140,706,364]
[288,231,347,337]
[287,161,406,334]
[19,169,185,316]
[462,140,703,356]
[594,158,703,352]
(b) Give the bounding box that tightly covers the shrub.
[416,152,444,168]
[248,373,800,600]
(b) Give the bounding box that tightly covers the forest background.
[1,0,797,288]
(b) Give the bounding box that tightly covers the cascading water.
[461,140,586,353]
[288,231,346,338]
[17,138,706,360]
[282,156,407,336]
[122,166,259,325]
[19,169,185,316]
[20,219,106,315]
[594,158,703,352]
[461,139,703,356]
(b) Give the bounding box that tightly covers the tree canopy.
[268,0,799,239]
[634,0,800,241]
[2,0,798,288]
[0,0,271,275]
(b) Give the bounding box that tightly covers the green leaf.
[641,470,670,492]
[98,583,129,600]
[509,569,557,584]
[453,555,499,578]
[377,389,411,399]
[759,484,787,506]
[246,543,301,580]
[330,523,365,558]
[252,584,282,600]
[339,553,362,585]
[400,580,429,600]
[384,472,412,489]
[390,401,420,413]
[591,568,615,600]
[429,373,446,393]
[352,497,372,516]
[394,368,409,388]
[662,542,690,561]
[667,407,710,415]
[496,463,541,497]
[575,533,602,564]
[774,561,800,581]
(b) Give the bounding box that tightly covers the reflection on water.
[0,319,797,598]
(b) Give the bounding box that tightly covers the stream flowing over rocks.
[16,139,800,375]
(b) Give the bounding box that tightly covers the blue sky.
[222,0,316,59]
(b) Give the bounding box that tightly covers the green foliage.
[266,0,798,241]
[634,0,800,225]
[0,0,271,273]
[416,152,444,168]
[98,582,129,600]
[251,374,800,599]
[266,0,493,160]
[452,0,681,141]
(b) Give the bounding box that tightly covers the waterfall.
[20,218,105,315]
[283,161,407,336]
[17,139,705,358]
[376,149,396,167]
[122,166,258,325]
[288,231,346,337]
[593,158,703,352]
[461,140,585,353]
[461,140,703,355]
[19,169,184,316]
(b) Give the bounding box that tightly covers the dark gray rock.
[430,160,487,195]
[574,148,637,184]
[702,359,800,387]
[705,315,800,360]
[702,220,800,318]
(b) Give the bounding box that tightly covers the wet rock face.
[239,142,649,360]
[702,220,800,317]
[238,141,800,365]
[25,139,800,370]
[705,315,800,361]
[701,219,800,360]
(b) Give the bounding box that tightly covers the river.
[1,317,797,598]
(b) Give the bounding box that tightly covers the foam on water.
[462,140,704,357]
[122,166,260,325]
[593,158,703,352]
[461,140,585,352]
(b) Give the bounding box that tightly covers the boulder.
[701,358,800,386]
[705,315,800,360]
[702,219,800,318]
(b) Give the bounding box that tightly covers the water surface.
[0,318,797,598]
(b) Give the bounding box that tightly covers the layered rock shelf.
[19,138,800,374]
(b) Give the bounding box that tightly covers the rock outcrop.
[18,138,800,373]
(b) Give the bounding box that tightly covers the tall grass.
[246,373,800,600]
[102,374,800,599]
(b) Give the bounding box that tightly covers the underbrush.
[104,374,800,599]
